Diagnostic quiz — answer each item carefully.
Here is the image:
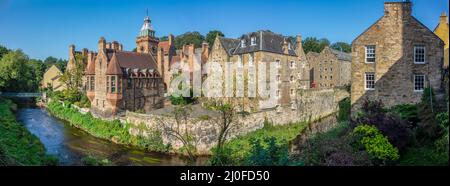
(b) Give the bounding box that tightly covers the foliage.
[302,37,330,54]
[330,42,352,53]
[59,53,85,90]
[389,104,419,125]
[295,122,371,166]
[436,112,449,130]
[205,30,225,48]
[0,45,10,59]
[338,98,351,122]
[244,137,289,166]
[174,31,205,49]
[353,99,412,151]
[43,56,67,72]
[352,125,400,164]
[0,99,58,165]
[209,121,308,166]
[0,50,38,92]
[74,94,91,108]
[46,100,169,153]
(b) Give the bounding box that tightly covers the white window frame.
[365,72,375,90]
[241,39,246,48]
[414,45,426,64]
[290,61,296,68]
[275,59,281,69]
[414,74,425,92]
[365,45,376,63]
[250,37,257,46]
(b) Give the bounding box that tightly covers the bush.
[352,125,400,164]
[81,156,114,166]
[338,98,351,122]
[244,137,289,166]
[353,99,412,151]
[389,104,419,125]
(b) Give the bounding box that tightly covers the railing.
[0,92,43,98]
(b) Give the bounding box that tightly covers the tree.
[206,100,241,165]
[159,36,169,41]
[302,37,330,54]
[0,50,35,92]
[205,30,225,48]
[28,59,46,90]
[0,45,10,60]
[331,42,352,53]
[157,105,198,162]
[44,56,67,72]
[174,31,205,49]
[59,53,86,100]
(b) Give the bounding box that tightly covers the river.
[17,107,207,166]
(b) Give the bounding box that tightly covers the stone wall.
[125,88,349,155]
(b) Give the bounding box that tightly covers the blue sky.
[0,0,448,60]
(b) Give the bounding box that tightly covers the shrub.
[352,125,400,164]
[338,98,351,122]
[389,104,419,125]
[353,99,412,151]
[244,137,289,166]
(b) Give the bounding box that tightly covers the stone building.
[351,1,444,110]
[434,12,449,69]
[307,46,351,88]
[83,16,165,117]
[41,65,66,91]
[207,31,310,112]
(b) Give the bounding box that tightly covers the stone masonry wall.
[126,88,349,155]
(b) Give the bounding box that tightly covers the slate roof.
[105,51,158,75]
[330,48,352,62]
[232,30,297,56]
[219,37,240,56]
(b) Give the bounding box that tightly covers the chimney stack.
[440,12,448,23]
[69,44,75,57]
[384,1,412,18]
[98,37,106,51]
[168,34,175,45]
[111,41,120,51]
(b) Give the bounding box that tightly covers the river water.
[17,107,206,166]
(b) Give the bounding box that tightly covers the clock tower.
[136,15,159,57]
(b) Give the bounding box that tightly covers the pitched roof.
[219,37,240,56]
[232,30,297,56]
[106,53,123,75]
[105,51,158,75]
[85,58,96,75]
[330,48,352,62]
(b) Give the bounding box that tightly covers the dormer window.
[288,43,291,50]
[251,37,257,46]
[241,39,246,47]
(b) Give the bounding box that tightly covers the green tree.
[0,45,10,60]
[62,54,85,90]
[174,31,205,49]
[28,59,46,90]
[159,36,169,41]
[205,30,225,48]
[0,50,35,92]
[330,42,352,53]
[302,37,330,54]
[44,56,67,72]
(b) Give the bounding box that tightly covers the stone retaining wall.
[126,88,349,155]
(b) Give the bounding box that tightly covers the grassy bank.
[46,100,169,153]
[0,98,57,166]
[210,121,308,165]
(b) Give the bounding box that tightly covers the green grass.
[218,121,308,165]
[0,98,58,166]
[46,100,169,153]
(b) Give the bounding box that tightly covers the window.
[330,75,333,80]
[106,76,110,92]
[365,45,376,63]
[330,68,333,72]
[241,39,246,47]
[276,89,280,98]
[249,53,254,66]
[275,59,281,68]
[290,89,295,96]
[276,75,281,82]
[290,61,296,68]
[414,45,426,64]
[111,76,116,93]
[414,75,425,92]
[127,79,132,89]
[290,75,295,82]
[288,43,291,50]
[365,72,375,90]
[90,76,95,91]
[251,37,257,46]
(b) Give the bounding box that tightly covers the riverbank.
[45,99,170,153]
[0,98,57,166]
